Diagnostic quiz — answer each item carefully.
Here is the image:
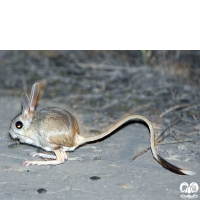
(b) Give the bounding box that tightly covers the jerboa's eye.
[15,121,23,129]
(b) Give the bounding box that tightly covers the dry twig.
[159,104,188,118]
[129,118,182,162]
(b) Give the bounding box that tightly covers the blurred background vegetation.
[0,50,199,96]
[0,50,200,137]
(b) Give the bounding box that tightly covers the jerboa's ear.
[22,93,30,120]
[29,83,40,112]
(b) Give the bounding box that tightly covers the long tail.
[80,115,195,175]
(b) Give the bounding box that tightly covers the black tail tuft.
[156,154,194,175]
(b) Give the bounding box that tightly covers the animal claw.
[22,161,30,167]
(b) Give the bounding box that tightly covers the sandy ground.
[0,96,199,200]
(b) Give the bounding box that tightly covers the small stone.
[90,176,101,180]
[93,156,101,160]
[120,184,129,188]
[37,188,47,194]
[8,143,20,149]
[27,170,29,172]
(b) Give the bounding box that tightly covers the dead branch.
[160,104,188,118]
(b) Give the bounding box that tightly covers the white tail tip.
[180,170,196,176]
